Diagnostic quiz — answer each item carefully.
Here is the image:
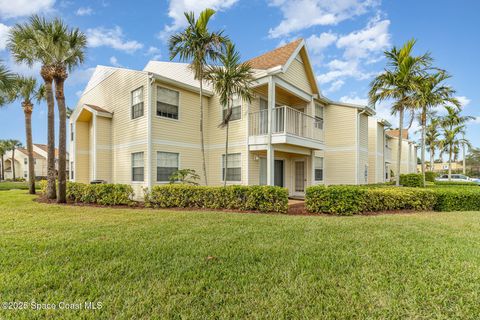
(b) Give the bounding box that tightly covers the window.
[24,171,27,178]
[314,103,324,129]
[131,152,144,181]
[157,152,179,182]
[222,153,241,181]
[314,157,324,181]
[70,123,74,141]
[223,96,241,121]
[131,87,144,119]
[24,158,27,165]
[71,161,74,180]
[157,87,179,119]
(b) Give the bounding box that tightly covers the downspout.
[356,109,367,185]
[147,73,154,189]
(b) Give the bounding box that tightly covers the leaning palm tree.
[6,140,23,180]
[412,71,459,185]
[50,20,86,203]
[439,105,474,180]
[169,8,228,185]
[9,15,58,199]
[369,39,431,186]
[10,77,45,194]
[205,42,254,186]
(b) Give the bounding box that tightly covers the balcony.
[248,106,324,149]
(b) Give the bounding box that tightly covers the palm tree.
[369,39,431,186]
[10,77,45,194]
[50,20,86,203]
[439,105,474,180]
[412,71,459,184]
[169,8,228,185]
[0,62,16,105]
[9,15,58,199]
[0,140,8,181]
[205,42,254,186]
[425,118,441,170]
[6,140,23,180]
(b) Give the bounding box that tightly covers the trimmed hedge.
[305,185,436,215]
[433,187,480,211]
[40,181,134,206]
[434,181,478,186]
[425,171,437,182]
[144,184,288,213]
[400,174,424,187]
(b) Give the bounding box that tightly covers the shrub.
[434,181,478,186]
[433,187,480,211]
[66,182,134,206]
[425,171,437,182]
[400,174,424,187]
[39,180,47,194]
[144,184,288,213]
[305,185,436,215]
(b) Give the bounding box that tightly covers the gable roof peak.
[246,38,304,70]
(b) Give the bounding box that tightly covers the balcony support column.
[267,76,275,186]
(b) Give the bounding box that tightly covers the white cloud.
[109,56,122,67]
[456,96,471,107]
[0,0,55,19]
[339,95,368,106]
[469,116,480,124]
[325,79,344,93]
[317,59,373,85]
[68,67,95,85]
[146,46,161,60]
[76,7,93,16]
[0,23,10,51]
[6,56,41,77]
[336,18,390,60]
[160,0,238,39]
[86,26,143,53]
[306,32,337,54]
[268,0,380,38]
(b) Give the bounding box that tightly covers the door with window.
[294,160,305,194]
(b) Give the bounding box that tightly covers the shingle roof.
[17,148,45,159]
[85,104,112,114]
[386,129,409,140]
[33,144,62,158]
[245,38,303,70]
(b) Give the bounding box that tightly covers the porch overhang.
[249,134,325,151]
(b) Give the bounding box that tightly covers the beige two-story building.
[69,39,414,197]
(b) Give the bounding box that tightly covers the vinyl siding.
[75,121,90,183]
[278,56,312,94]
[95,116,112,182]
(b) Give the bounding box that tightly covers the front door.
[259,158,284,187]
[294,161,305,193]
[274,160,284,187]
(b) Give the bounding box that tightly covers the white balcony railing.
[248,106,324,142]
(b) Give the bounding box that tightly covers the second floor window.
[157,152,179,182]
[315,103,324,130]
[157,87,179,119]
[131,87,144,119]
[24,158,27,165]
[223,97,241,121]
[131,152,144,182]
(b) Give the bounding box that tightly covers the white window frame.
[131,152,144,182]
[131,86,144,120]
[314,103,324,130]
[156,86,180,121]
[221,95,242,122]
[221,153,242,183]
[314,156,324,182]
[156,151,180,183]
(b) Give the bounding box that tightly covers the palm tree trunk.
[199,71,208,186]
[54,76,67,203]
[396,108,404,186]
[448,146,452,181]
[430,148,434,172]
[0,154,3,181]
[24,106,36,194]
[463,142,466,175]
[12,148,16,180]
[43,74,56,199]
[420,108,426,186]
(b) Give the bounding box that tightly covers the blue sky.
[0,0,478,154]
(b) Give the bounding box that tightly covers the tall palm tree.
[169,8,228,185]
[0,62,16,105]
[0,140,8,181]
[425,118,441,170]
[439,105,474,180]
[6,140,23,180]
[50,20,86,203]
[9,15,58,199]
[412,71,459,184]
[205,42,254,186]
[10,77,45,194]
[369,39,431,186]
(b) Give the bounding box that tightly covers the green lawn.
[0,181,30,190]
[1,191,480,319]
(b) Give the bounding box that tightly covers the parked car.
[435,174,480,184]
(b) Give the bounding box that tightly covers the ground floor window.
[314,156,324,181]
[71,161,74,180]
[131,152,144,182]
[157,152,179,182]
[222,153,241,182]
